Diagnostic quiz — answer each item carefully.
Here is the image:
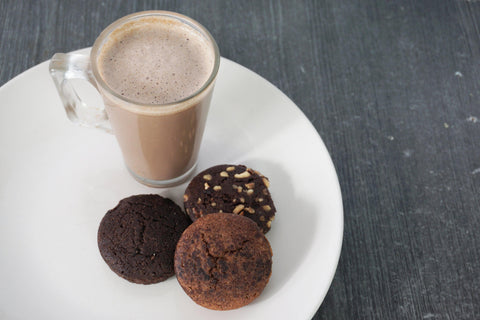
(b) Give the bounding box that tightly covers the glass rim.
[90,10,220,109]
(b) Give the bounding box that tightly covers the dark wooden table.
[2,0,480,319]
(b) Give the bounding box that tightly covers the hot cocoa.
[92,13,218,185]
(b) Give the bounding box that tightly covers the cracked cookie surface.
[97,194,191,284]
[183,164,276,233]
[174,213,273,310]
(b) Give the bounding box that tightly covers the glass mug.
[49,11,220,187]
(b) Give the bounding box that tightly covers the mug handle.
[49,53,111,132]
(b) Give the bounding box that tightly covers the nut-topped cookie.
[97,194,191,284]
[183,164,276,233]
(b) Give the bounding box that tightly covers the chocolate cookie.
[97,194,191,284]
[183,164,276,233]
[174,213,273,310]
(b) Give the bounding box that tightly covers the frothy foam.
[98,16,215,105]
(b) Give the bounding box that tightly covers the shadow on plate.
[240,158,319,303]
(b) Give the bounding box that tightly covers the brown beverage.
[91,13,219,185]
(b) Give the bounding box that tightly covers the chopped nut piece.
[226,166,235,172]
[183,194,189,202]
[211,202,217,207]
[255,197,264,203]
[262,177,270,188]
[237,186,243,193]
[245,207,255,214]
[204,182,210,190]
[213,185,222,191]
[262,205,272,212]
[203,174,212,181]
[220,171,229,177]
[246,189,254,195]
[245,182,255,189]
[197,198,202,204]
[266,220,272,228]
[240,197,245,203]
[234,171,251,179]
[233,204,245,214]
[259,216,266,221]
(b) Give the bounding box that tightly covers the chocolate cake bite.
[97,194,191,284]
[183,164,276,233]
[174,213,273,310]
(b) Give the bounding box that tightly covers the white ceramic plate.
[0,49,343,320]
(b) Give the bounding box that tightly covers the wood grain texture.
[1,0,480,319]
